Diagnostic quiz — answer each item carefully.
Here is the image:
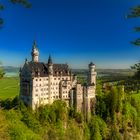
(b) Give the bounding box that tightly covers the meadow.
[0,77,19,99]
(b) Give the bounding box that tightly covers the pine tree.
[128,5,140,46]
[0,0,31,27]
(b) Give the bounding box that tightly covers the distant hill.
[0,66,19,77]
[72,69,135,82]
[0,66,135,78]
[72,68,135,75]
[2,66,20,73]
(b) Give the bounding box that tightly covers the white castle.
[19,41,97,117]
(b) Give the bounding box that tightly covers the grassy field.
[0,77,19,99]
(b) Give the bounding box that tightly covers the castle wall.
[30,75,76,109]
[76,84,83,112]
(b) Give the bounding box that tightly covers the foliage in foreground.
[0,98,91,140]
[0,62,5,78]
[1,84,140,140]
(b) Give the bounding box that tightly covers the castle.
[19,41,97,117]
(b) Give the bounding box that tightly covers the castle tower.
[88,62,96,85]
[31,40,39,62]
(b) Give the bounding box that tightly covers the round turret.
[88,62,96,85]
[89,62,95,69]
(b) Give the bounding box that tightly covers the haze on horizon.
[0,0,140,69]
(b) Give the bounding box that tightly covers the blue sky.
[0,0,140,69]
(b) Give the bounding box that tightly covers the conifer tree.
[0,62,5,78]
[128,5,140,46]
[0,0,31,26]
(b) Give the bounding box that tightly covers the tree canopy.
[0,62,5,78]
[0,0,31,27]
[128,5,140,46]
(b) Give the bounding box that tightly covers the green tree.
[0,0,31,26]
[6,109,41,140]
[0,110,10,140]
[64,120,83,140]
[21,109,42,133]
[89,119,102,140]
[110,125,122,140]
[131,62,140,80]
[89,116,107,140]
[127,5,140,89]
[127,62,140,92]
[0,62,5,78]
[128,5,140,46]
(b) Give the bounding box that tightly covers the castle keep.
[19,41,97,115]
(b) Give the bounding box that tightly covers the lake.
[5,72,18,77]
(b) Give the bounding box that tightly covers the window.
[36,89,38,92]
[22,82,30,96]
[40,79,41,81]
[36,79,38,81]
[54,78,56,80]
[35,94,38,96]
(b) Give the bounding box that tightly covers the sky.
[0,0,140,69]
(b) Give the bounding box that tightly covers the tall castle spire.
[31,40,39,62]
[48,55,53,65]
[48,55,53,75]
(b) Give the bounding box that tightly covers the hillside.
[0,77,140,139]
